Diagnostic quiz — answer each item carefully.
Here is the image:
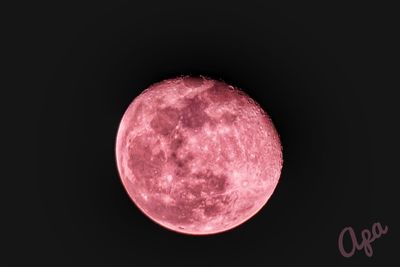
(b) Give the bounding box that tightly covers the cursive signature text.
[338,222,388,258]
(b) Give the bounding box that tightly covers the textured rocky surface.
[115,76,283,235]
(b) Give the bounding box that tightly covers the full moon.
[115,76,283,235]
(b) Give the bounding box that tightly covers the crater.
[206,81,237,103]
[146,198,195,226]
[220,112,237,124]
[181,96,210,129]
[163,196,203,225]
[173,153,194,178]
[204,203,221,217]
[193,170,228,193]
[169,133,186,151]
[203,195,226,217]
[182,76,204,88]
[167,134,193,177]
[127,135,166,188]
[150,107,180,135]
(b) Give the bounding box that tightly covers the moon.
[115,76,283,235]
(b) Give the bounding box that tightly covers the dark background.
[5,0,399,266]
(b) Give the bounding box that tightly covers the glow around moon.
[115,76,283,235]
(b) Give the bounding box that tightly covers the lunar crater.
[150,107,180,136]
[180,98,210,129]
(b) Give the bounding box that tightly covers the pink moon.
[115,76,283,235]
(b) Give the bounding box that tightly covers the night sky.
[5,1,399,266]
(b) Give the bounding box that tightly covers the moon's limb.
[115,76,283,235]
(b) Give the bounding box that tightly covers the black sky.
[4,0,399,266]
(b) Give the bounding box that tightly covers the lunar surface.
[115,76,283,235]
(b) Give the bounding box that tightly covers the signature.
[338,222,388,258]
